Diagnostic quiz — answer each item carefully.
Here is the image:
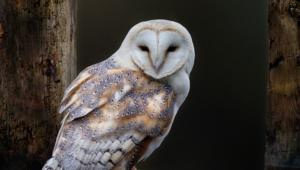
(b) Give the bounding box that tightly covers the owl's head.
[119,20,195,80]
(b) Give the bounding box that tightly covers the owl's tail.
[42,157,62,170]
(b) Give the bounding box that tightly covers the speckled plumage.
[43,19,194,170]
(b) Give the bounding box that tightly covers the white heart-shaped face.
[113,20,194,80]
[130,29,189,79]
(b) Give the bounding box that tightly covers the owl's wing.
[50,64,176,170]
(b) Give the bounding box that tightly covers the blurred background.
[77,1,267,169]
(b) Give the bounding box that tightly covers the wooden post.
[0,0,76,169]
[265,0,300,169]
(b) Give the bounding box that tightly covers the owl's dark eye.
[167,46,177,52]
[139,46,149,52]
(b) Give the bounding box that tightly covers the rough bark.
[265,0,300,169]
[0,0,76,169]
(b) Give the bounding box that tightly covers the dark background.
[77,1,268,169]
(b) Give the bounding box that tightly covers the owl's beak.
[154,62,160,74]
[150,53,164,74]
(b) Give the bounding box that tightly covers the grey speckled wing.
[44,60,175,170]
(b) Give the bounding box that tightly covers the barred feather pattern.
[43,58,176,170]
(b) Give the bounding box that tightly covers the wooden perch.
[265,0,300,169]
[0,0,76,169]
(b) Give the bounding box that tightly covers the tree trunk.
[265,0,300,169]
[0,0,76,169]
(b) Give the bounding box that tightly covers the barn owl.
[43,19,194,170]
